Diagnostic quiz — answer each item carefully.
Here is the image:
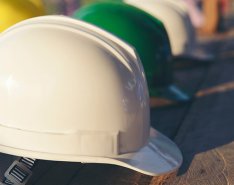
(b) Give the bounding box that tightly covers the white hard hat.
[125,0,213,61]
[162,0,188,13]
[0,16,182,177]
[181,0,205,28]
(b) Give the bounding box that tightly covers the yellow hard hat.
[0,0,44,32]
[28,0,45,14]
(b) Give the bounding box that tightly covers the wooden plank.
[151,103,191,139]
[170,59,234,185]
[150,171,177,185]
[151,61,209,139]
[198,0,220,35]
[32,162,83,185]
[69,164,152,185]
[217,142,234,184]
[28,160,57,185]
[168,145,234,185]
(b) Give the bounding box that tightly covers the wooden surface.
[198,0,220,35]
[23,16,234,185]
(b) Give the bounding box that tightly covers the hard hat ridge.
[0,15,182,177]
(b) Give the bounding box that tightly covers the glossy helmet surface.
[0,16,182,176]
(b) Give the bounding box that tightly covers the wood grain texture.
[171,55,234,185]
[150,171,177,185]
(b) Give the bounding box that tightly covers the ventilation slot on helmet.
[19,158,35,170]
[4,160,33,185]
[9,165,29,183]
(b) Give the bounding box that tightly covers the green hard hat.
[73,2,190,102]
[79,0,121,6]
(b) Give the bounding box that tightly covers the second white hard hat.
[125,0,213,61]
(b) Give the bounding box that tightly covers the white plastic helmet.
[0,15,182,178]
[163,0,188,14]
[181,0,205,28]
[162,0,197,40]
[125,0,213,61]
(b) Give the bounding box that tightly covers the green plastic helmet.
[79,0,121,6]
[73,2,190,103]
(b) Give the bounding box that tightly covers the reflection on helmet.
[0,16,182,177]
[73,2,190,101]
[0,0,44,32]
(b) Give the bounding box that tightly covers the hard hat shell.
[163,0,188,14]
[157,0,196,42]
[125,0,195,56]
[125,0,213,61]
[0,16,182,176]
[0,0,44,32]
[73,2,190,101]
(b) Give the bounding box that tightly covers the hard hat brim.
[0,128,182,176]
[111,128,183,176]
[150,84,191,103]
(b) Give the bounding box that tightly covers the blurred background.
[41,0,234,35]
